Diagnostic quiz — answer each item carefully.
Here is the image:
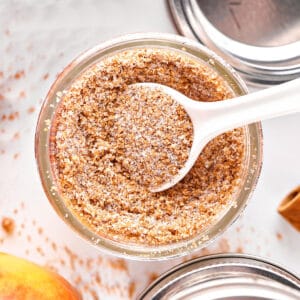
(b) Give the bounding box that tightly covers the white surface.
[0,1,299,299]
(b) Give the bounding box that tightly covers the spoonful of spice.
[132,78,300,192]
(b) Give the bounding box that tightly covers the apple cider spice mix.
[50,48,245,246]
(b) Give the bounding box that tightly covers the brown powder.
[1,217,15,234]
[14,70,25,79]
[128,281,136,299]
[276,232,283,240]
[8,112,19,121]
[19,90,26,98]
[43,73,49,80]
[111,85,192,188]
[36,246,45,256]
[236,246,244,253]
[50,48,245,246]
[12,132,20,140]
[108,259,128,273]
[27,106,35,114]
[148,272,159,284]
[51,241,57,251]
[218,238,230,252]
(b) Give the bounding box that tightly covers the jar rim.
[35,33,263,260]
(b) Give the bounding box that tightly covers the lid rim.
[138,253,300,299]
[168,0,300,86]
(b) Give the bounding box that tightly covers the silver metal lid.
[168,0,300,85]
[138,254,300,299]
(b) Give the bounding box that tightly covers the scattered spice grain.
[43,73,49,80]
[128,281,136,299]
[19,90,26,98]
[8,111,19,121]
[276,232,283,240]
[1,217,15,234]
[27,106,35,114]
[148,272,159,284]
[236,246,244,253]
[14,70,25,80]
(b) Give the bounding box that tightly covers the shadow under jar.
[35,33,263,260]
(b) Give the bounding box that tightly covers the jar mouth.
[35,33,263,260]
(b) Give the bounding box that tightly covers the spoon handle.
[203,78,300,136]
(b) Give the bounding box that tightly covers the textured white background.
[0,1,299,299]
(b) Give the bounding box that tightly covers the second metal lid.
[168,0,300,86]
[138,254,300,299]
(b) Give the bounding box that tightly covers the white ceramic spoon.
[134,78,300,192]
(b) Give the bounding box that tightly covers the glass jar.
[138,254,300,299]
[35,33,263,259]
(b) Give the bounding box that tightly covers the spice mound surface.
[113,85,193,189]
[50,48,245,246]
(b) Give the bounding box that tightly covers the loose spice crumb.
[37,227,43,235]
[50,48,246,246]
[63,246,78,271]
[236,246,244,253]
[60,258,66,266]
[43,73,49,80]
[14,70,25,80]
[13,132,20,140]
[36,246,45,256]
[148,272,159,284]
[111,85,192,188]
[74,275,83,286]
[8,112,19,121]
[51,241,57,251]
[13,153,19,159]
[2,217,15,234]
[108,259,128,273]
[94,273,102,285]
[19,90,26,98]
[128,281,136,299]
[276,232,283,240]
[27,106,35,114]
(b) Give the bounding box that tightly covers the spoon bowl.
[134,78,300,192]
